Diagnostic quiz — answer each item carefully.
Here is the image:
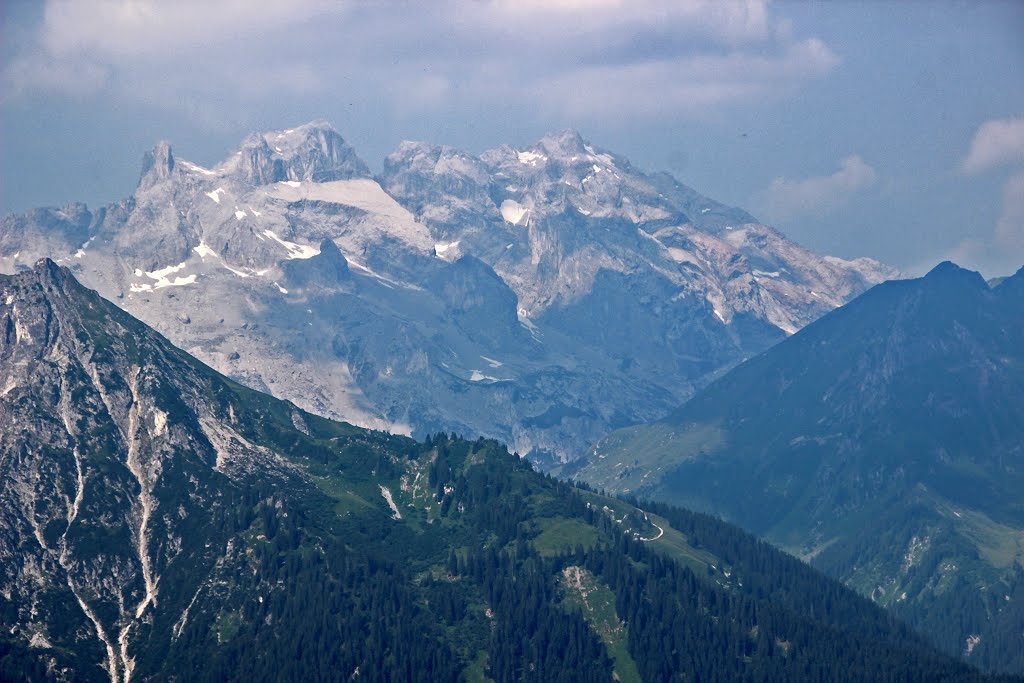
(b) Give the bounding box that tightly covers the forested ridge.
[0,262,1013,681]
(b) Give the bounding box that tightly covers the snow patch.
[480,355,503,368]
[274,282,288,294]
[517,150,547,165]
[268,178,433,251]
[434,241,460,259]
[518,313,542,342]
[180,160,216,176]
[500,199,530,226]
[584,145,615,165]
[146,262,188,280]
[469,370,500,382]
[347,259,423,291]
[221,263,253,278]
[132,261,196,291]
[753,270,780,278]
[262,230,320,260]
[205,187,225,203]
[193,241,217,259]
[282,180,302,187]
[234,209,247,220]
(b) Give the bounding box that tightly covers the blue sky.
[2,0,1022,277]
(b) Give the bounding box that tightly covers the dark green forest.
[11,422,1003,682]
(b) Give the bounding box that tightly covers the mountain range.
[0,120,896,464]
[0,259,1001,682]
[569,262,1024,674]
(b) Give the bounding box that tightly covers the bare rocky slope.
[0,121,896,462]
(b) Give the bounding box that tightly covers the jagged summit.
[534,128,588,158]
[478,129,622,172]
[132,120,371,189]
[4,120,899,465]
[137,140,175,188]
[384,140,489,183]
[31,256,62,277]
[219,120,371,186]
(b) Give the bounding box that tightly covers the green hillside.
[0,260,1009,681]
[570,262,1024,674]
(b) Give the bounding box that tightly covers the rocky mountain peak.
[31,256,64,281]
[384,139,442,170]
[536,128,588,158]
[222,120,371,186]
[4,121,903,466]
[922,260,988,290]
[385,141,487,180]
[992,264,1024,302]
[137,140,175,189]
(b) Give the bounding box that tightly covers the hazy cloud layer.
[756,155,878,223]
[3,0,838,126]
[962,117,1024,174]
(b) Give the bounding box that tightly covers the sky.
[1,0,1023,277]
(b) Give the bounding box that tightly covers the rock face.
[569,262,1024,674]
[0,121,896,462]
[382,130,892,333]
[0,260,304,682]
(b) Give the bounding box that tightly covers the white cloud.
[38,0,342,57]
[962,117,1024,174]
[948,117,1024,274]
[757,155,878,223]
[480,0,777,46]
[2,0,838,126]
